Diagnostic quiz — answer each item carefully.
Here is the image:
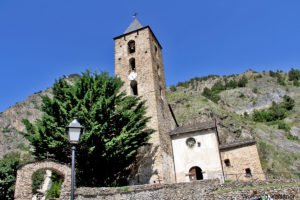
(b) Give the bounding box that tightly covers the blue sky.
[1,0,300,111]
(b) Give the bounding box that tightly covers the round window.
[186,137,196,148]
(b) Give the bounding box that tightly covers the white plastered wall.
[171,129,224,183]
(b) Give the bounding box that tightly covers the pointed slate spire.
[124,18,144,34]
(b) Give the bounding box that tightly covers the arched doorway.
[189,166,203,181]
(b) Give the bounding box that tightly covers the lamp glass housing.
[67,119,83,144]
[68,127,81,144]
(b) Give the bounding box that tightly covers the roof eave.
[113,26,163,49]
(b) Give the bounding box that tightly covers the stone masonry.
[75,179,300,200]
[220,141,265,181]
[14,160,71,200]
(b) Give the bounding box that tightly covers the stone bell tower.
[114,18,177,184]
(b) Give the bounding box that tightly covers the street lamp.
[67,119,83,200]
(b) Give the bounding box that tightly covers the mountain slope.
[167,70,300,178]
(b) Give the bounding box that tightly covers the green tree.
[169,85,177,92]
[202,87,220,103]
[282,95,295,111]
[225,79,238,89]
[288,68,300,81]
[237,75,248,87]
[23,71,154,187]
[0,152,21,200]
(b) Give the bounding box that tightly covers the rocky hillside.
[0,70,299,179]
[0,74,78,158]
[167,69,300,179]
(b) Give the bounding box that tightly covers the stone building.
[114,18,265,184]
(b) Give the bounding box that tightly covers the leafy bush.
[46,172,63,199]
[269,70,286,85]
[293,80,300,87]
[282,95,295,110]
[252,88,258,93]
[0,152,21,200]
[277,121,291,132]
[225,79,238,89]
[177,81,189,88]
[239,93,245,98]
[202,87,220,103]
[237,75,248,87]
[256,74,263,79]
[201,76,248,103]
[175,75,220,88]
[288,68,300,81]
[276,73,286,86]
[169,85,177,92]
[286,133,299,141]
[252,96,295,122]
[32,169,45,194]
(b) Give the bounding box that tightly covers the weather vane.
[133,12,138,18]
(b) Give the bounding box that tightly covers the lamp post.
[67,119,83,200]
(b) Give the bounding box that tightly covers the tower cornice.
[113,26,162,49]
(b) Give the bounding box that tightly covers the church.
[113,18,265,185]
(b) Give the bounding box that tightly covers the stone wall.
[14,160,71,200]
[75,179,300,200]
[220,142,265,181]
[76,179,219,200]
[215,179,300,200]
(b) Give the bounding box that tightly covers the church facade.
[113,18,265,184]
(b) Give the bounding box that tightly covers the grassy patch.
[257,140,300,179]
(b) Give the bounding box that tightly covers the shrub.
[277,121,291,132]
[211,80,225,92]
[252,88,258,94]
[202,87,220,103]
[239,93,245,98]
[0,153,21,200]
[46,172,63,199]
[293,80,300,87]
[225,79,238,89]
[177,81,189,88]
[32,169,45,194]
[252,96,294,122]
[276,73,286,86]
[282,95,295,110]
[288,68,300,81]
[169,85,177,92]
[237,75,248,87]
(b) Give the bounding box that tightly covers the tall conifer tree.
[23,71,154,186]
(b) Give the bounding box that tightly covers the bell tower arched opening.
[128,40,135,54]
[129,58,136,72]
[130,80,138,96]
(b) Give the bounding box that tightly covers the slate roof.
[219,140,256,151]
[124,18,144,34]
[170,121,216,136]
[114,18,162,49]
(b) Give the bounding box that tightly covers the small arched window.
[224,159,231,167]
[129,58,136,71]
[128,40,135,54]
[245,168,252,177]
[130,80,138,96]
